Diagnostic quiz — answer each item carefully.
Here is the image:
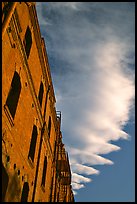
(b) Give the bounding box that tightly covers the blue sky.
[74,123,135,202]
[36,2,135,202]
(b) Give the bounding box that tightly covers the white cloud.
[60,39,134,193]
[72,182,85,190]
[73,190,78,195]
[36,3,52,26]
[36,2,135,196]
[71,163,100,175]
[38,2,81,11]
[68,147,114,166]
[55,2,80,10]
[72,173,92,184]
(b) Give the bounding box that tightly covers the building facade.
[2,2,74,202]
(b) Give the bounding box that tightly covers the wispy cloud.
[71,163,100,176]
[36,2,52,26]
[71,172,92,191]
[68,147,114,166]
[72,173,92,184]
[49,2,80,11]
[36,2,135,194]
[72,182,85,190]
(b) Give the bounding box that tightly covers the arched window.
[23,26,32,58]
[28,125,38,163]
[38,82,44,107]
[2,164,9,202]
[6,71,21,119]
[48,116,51,138]
[41,156,47,187]
[21,182,29,202]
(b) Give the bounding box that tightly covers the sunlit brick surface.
[2,2,74,202]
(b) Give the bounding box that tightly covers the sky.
[36,2,135,202]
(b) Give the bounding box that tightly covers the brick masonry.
[2,2,74,202]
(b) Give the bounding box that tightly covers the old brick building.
[2,2,74,202]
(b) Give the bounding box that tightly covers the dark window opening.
[41,156,47,187]
[2,164,9,202]
[49,176,54,202]
[63,195,66,202]
[28,125,38,163]
[6,71,21,119]
[2,2,13,22]
[54,141,57,158]
[48,116,51,138]
[38,82,44,107]
[23,26,32,58]
[21,182,29,202]
[14,163,16,169]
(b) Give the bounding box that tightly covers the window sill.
[4,104,14,127]
[28,156,34,169]
[41,184,45,192]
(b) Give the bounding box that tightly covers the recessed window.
[48,116,51,138]
[14,164,16,170]
[23,26,32,58]
[2,164,9,202]
[28,125,38,163]
[63,195,66,202]
[17,170,20,176]
[2,2,13,23]
[41,156,47,188]
[38,82,44,107]
[6,71,21,119]
[6,155,10,162]
[21,182,29,202]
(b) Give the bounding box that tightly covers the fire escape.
[57,142,71,202]
[50,111,71,202]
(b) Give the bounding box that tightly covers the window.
[63,195,66,202]
[38,82,44,107]
[28,125,38,163]
[6,71,21,119]
[49,176,54,201]
[48,116,51,138]
[43,85,50,120]
[2,164,9,202]
[41,156,47,187]
[23,26,32,58]
[2,2,13,23]
[21,182,29,202]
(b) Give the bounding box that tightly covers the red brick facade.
[2,2,74,202]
